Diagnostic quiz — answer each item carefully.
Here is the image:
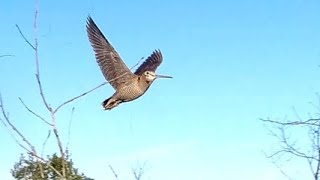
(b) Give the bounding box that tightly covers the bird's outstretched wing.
[134,50,163,75]
[86,16,135,89]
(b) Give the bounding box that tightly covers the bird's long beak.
[156,74,173,79]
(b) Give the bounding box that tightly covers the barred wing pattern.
[86,16,135,89]
[134,50,163,75]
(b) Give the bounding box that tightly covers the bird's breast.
[116,80,150,101]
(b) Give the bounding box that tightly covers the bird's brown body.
[103,75,152,109]
[86,16,172,110]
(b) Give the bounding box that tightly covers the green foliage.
[11,153,94,180]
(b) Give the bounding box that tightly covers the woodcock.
[86,16,172,110]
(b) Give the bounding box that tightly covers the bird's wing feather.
[86,16,135,89]
[134,50,163,75]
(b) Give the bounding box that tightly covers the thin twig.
[310,102,320,113]
[15,24,36,50]
[269,149,317,161]
[130,56,145,70]
[0,95,36,153]
[132,161,147,180]
[34,0,39,72]
[108,165,119,180]
[263,150,292,179]
[279,126,316,161]
[308,157,316,179]
[292,106,303,122]
[271,158,292,180]
[0,116,32,153]
[41,130,51,158]
[66,107,75,152]
[18,97,52,126]
[54,81,107,113]
[0,55,15,58]
[261,118,320,126]
[315,124,320,179]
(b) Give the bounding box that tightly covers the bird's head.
[143,71,172,82]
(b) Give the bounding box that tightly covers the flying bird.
[86,16,172,110]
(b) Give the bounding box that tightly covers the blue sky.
[1,0,320,179]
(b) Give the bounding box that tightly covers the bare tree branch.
[260,118,320,126]
[315,124,320,179]
[19,97,52,126]
[36,74,52,111]
[130,56,145,71]
[15,24,36,50]
[263,151,292,180]
[0,55,15,58]
[108,165,119,180]
[132,162,148,180]
[54,81,107,113]
[41,130,51,158]
[66,107,75,152]
[271,158,293,180]
[310,93,320,113]
[292,106,303,122]
[0,94,36,153]
[262,104,320,180]
[34,0,66,176]
[0,116,33,154]
[0,95,62,177]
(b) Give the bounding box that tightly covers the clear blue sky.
[1,0,320,179]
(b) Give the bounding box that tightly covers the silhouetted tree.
[262,102,320,180]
